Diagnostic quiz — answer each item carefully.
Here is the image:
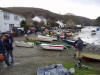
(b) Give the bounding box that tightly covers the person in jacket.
[0,35,10,66]
[73,37,83,59]
[6,34,14,64]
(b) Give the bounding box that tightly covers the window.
[3,12,10,20]
[14,16,19,21]
[9,24,14,30]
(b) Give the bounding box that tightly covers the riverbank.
[0,34,100,75]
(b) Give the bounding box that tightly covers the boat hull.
[15,41,34,48]
[40,44,64,50]
[82,56,100,62]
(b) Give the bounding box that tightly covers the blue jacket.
[5,38,13,51]
[74,39,83,51]
[0,39,6,54]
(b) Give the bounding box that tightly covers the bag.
[0,54,5,61]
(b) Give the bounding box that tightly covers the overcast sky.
[0,0,100,19]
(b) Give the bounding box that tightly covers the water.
[75,26,100,45]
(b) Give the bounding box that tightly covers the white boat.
[91,30,96,35]
[15,41,34,48]
[91,32,96,35]
[40,43,64,50]
[38,35,56,42]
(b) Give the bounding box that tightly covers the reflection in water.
[75,26,100,45]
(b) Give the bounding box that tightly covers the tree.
[92,16,100,26]
[20,20,28,29]
[66,19,76,29]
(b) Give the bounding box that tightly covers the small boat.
[38,35,53,42]
[91,30,96,35]
[82,53,100,62]
[15,41,34,48]
[63,40,87,46]
[40,43,65,50]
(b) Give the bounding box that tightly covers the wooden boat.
[40,43,64,50]
[82,53,100,62]
[15,41,34,48]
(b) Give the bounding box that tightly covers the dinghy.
[40,43,64,50]
[38,35,57,41]
[82,53,100,62]
[37,35,53,42]
[15,41,34,48]
[91,30,96,35]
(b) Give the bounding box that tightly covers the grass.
[63,62,100,75]
[25,39,36,42]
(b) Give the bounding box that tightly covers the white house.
[32,16,47,25]
[76,24,82,28]
[0,9,25,32]
[56,20,65,28]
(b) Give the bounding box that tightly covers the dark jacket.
[5,38,13,51]
[0,39,6,54]
[74,39,83,51]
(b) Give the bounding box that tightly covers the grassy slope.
[63,62,100,75]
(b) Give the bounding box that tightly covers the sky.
[0,0,100,19]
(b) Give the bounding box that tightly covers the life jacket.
[0,54,5,61]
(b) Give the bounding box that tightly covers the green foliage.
[92,16,100,26]
[20,20,28,29]
[25,39,36,42]
[63,63,100,75]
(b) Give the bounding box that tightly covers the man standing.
[7,33,14,64]
[73,37,83,59]
[0,35,10,66]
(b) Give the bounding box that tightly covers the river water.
[75,26,100,45]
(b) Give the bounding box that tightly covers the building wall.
[0,10,25,32]
[0,10,5,32]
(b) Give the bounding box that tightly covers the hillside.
[3,7,92,25]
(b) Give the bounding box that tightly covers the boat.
[15,41,34,48]
[40,43,65,50]
[91,30,96,35]
[63,40,87,46]
[82,53,100,62]
[37,35,53,42]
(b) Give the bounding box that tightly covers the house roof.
[0,7,24,17]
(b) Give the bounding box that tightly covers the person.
[56,31,60,41]
[64,32,67,40]
[50,31,53,36]
[5,34,14,64]
[73,37,83,59]
[0,35,10,66]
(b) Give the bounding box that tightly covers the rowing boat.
[15,41,34,48]
[40,43,64,50]
[82,53,100,62]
